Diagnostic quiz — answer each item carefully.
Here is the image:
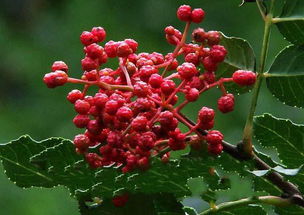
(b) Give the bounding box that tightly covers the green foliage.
[218,34,256,94]
[254,114,304,214]
[266,45,304,108]
[276,0,304,45]
[78,193,185,215]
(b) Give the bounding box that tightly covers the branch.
[199,195,291,215]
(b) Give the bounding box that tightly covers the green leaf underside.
[266,45,304,108]
[276,0,304,45]
[218,34,255,94]
[250,165,303,177]
[78,193,184,215]
[254,114,304,196]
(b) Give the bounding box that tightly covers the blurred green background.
[0,0,302,214]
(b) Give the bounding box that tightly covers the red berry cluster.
[43,5,256,173]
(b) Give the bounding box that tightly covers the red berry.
[149,74,163,88]
[73,134,90,151]
[84,43,104,59]
[74,99,91,114]
[51,61,68,73]
[116,106,133,122]
[191,8,205,23]
[134,81,151,97]
[43,71,68,88]
[91,27,106,42]
[137,156,150,170]
[124,39,138,53]
[177,5,192,22]
[232,70,256,86]
[104,40,118,58]
[161,79,176,95]
[198,107,215,122]
[192,28,207,42]
[104,100,120,115]
[208,144,223,156]
[67,89,83,104]
[186,88,199,102]
[199,119,214,130]
[207,31,221,46]
[185,53,199,65]
[80,31,97,46]
[94,93,109,108]
[218,94,234,113]
[206,130,223,145]
[112,194,129,207]
[73,114,90,128]
[210,45,227,63]
[177,62,198,80]
[87,119,101,135]
[117,41,133,57]
[81,56,99,71]
[131,116,148,131]
[202,56,217,72]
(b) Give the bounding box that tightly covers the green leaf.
[218,33,256,94]
[276,0,304,45]
[30,142,96,195]
[0,135,63,188]
[254,114,304,194]
[77,193,184,215]
[250,165,303,177]
[183,206,197,215]
[216,205,266,215]
[92,156,222,199]
[266,45,304,108]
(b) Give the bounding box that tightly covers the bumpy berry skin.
[43,70,68,88]
[191,8,205,23]
[80,31,97,46]
[73,134,90,151]
[186,88,199,102]
[198,107,215,122]
[177,5,192,22]
[73,114,90,128]
[67,90,83,103]
[85,43,104,59]
[206,130,223,145]
[218,94,234,113]
[177,62,198,80]
[91,27,106,42]
[131,116,148,131]
[74,99,91,114]
[149,74,163,88]
[232,70,256,86]
[51,61,68,73]
[116,106,133,122]
[208,144,223,155]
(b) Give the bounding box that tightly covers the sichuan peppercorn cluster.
[43,5,256,173]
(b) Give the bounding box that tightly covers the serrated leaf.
[266,45,304,108]
[92,156,222,199]
[183,206,197,215]
[218,33,256,94]
[30,142,96,195]
[254,114,304,194]
[77,193,184,215]
[0,135,63,188]
[250,165,303,177]
[276,0,304,45]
